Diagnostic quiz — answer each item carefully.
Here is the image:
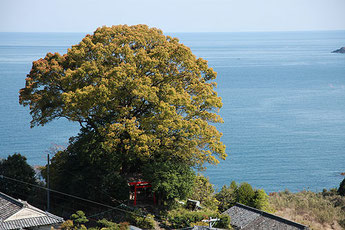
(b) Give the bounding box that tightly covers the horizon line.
[1,29,345,34]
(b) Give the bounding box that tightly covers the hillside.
[269,189,345,230]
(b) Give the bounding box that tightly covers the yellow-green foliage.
[61,220,75,230]
[61,211,89,230]
[253,189,274,213]
[61,212,130,230]
[167,208,231,229]
[127,211,155,230]
[190,174,219,211]
[215,181,273,213]
[131,214,155,230]
[97,219,130,230]
[19,24,226,168]
[269,190,345,229]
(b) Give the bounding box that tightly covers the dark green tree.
[236,182,255,206]
[215,181,272,212]
[40,132,129,211]
[143,160,195,205]
[338,178,345,196]
[0,153,37,200]
[215,181,238,212]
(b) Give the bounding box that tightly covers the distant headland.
[332,47,345,53]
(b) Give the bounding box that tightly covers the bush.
[71,211,89,226]
[61,211,89,230]
[215,182,237,212]
[167,208,214,228]
[214,214,231,229]
[128,211,155,230]
[167,208,230,229]
[215,181,272,212]
[190,174,219,210]
[97,219,130,230]
[61,220,75,230]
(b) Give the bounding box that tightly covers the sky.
[1,0,345,33]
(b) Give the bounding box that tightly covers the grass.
[269,189,345,230]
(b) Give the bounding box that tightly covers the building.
[0,192,64,230]
[223,203,309,230]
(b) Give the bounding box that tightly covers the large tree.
[19,25,226,204]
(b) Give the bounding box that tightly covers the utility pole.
[47,153,50,212]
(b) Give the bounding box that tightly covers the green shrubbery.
[190,174,219,211]
[96,219,129,230]
[61,211,130,230]
[190,176,272,213]
[215,181,272,212]
[143,161,196,206]
[129,213,155,230]
[166,208,230,229]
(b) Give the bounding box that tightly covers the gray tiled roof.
[223,203,309,230]
[223,204,261,228]
[0,192,64,230]
[0,193,22,220]
[0,215,63,230]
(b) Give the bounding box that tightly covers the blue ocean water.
[0,31,344,192]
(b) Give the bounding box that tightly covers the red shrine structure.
[128,181,156,206]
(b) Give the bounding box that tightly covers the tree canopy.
[19,25,226,170]
[0,153,38,200]
[20,25,226,207]
[215,181,272,212]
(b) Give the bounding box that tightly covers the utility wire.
[56,167,122,205]
[8,190,79,214]
[0,174,142,217]
[86,204,125,218]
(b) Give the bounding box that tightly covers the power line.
[7,190,79,214]
[86,204,126,219]
[55,167,122,205]
[0,174,142,217]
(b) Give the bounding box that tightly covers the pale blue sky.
[1,0,345,32]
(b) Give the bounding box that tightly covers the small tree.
[236,182,255,206]
[61,211,89,230]
[71,210,89,227]
[216,181,272,212]
[0,153,37,200]
[253,189,272,212]
[215,181,237,212]
[190,174,219,210]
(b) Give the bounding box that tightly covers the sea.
[0,31,344,193]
